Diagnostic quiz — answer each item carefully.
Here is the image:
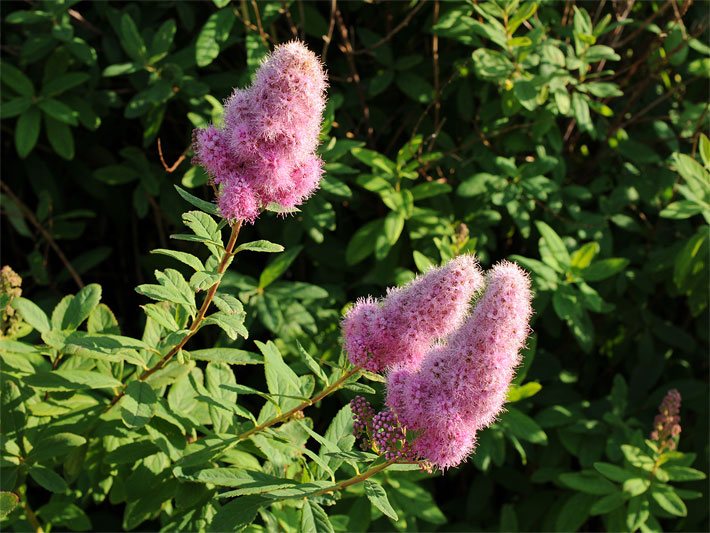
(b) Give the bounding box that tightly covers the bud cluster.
[650,388,682,450]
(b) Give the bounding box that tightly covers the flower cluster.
[344,258,533,470]
[650,389,682,450]
[193,41,327,222]
[1,265,22,337]
[342,255,484,372]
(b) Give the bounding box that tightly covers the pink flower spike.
[342,254,484,373]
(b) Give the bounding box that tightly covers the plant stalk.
[237,367,360,440]
[110,221,242,405]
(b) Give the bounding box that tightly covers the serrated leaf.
[174,185,220,216]
[364,480,398,521]
[11,297,50,333]
[24,370,122,391]
[152,249,205,271]
[203,311,247,340]
[208,495,267,532]
[296,341,328,383]
[0,492,19,519]
[235,240,285,254]
[121,381,158,428]
[301,500,334,533]
[259,340,302,410]
[183,210,222,256]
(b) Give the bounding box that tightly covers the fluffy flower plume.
[342,255,483,372]
[650,389,682,450]
[193,41,327,222]
[343,257,532,470]
[384,260,532,469]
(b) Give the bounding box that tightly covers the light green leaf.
[62,283,101,330]
[11,297,50,333]
[0,492,19,519]
[582,258,629,282]
[235,240,285,254]
[29,465,68,493]
[364,480,398,521]
[121,381,158,428]
[152,249,205,271]
[259,340,303,411]
[174,185,220,216]
[301,500,334,533]
[535,221,570,271]
[196,8,235,67]
[24,370,122,391]
[650,486,687,517]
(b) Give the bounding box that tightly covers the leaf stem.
[311,458,396,497]
[110,221,242,406]
[236,367,360,440]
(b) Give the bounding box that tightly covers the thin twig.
[250,0,270,45]
[352,1,426,55]
[432,0,441,132]
[23,498,44,533]
[157,138,187,174]
[322,0,337,60]
[334,8,373,142]
[0,181,84,289]
[311,459,396,497]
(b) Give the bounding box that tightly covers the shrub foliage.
[1,1,708,531]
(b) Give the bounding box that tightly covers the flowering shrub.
[1,1,708,532]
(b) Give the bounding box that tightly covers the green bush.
[1,1,708,531]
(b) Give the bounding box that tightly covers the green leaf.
[121,381,158,428]
[12,297,50,333]
[0,96,32,119]
[208,495,267,532]
[27,433,86,462]
[42,72,89,97]
[555,493,595,532]
[62,283,101,330]
[44,115,75,159]
[196,8,235,67]
[583,497,622,530]
[15,106,41,158]
[535,221,570,271]
[502,407,547,444]
[364,480,398,521]
[301,500,334,533]
[38,98,78,125]
[346,219,385,265]
[137,269,196,313]
[559,471,616,495]
[206,362,237,433]
[582,258,629,282]
[351,148,396,175]
[235,240,285,254]
[1,61,34,94]
[149,19,176,62]
[506,382,542,403]
[119,13,147,62]
[259,340,303,411]
[24,370,122,391]
[29,465,68,493]
[190,348,261,365]
[662,466,707,482]
[203,311,247,340]
[660,200,705,219]
[0,492,19,519]
[183,210,222,256]
[259,246,302,289]
[152,249,205,271]
[627,496,650,531]
[622,478,650,497]
[174,185,220,216]
[570,242,599,270]
[650,486,687,517]
[296,341,328,383]
[593,462,637,483]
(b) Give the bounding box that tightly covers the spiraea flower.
[193,41,327,222]
[650,389,682,450]
[350,395,376,449]
[385,261,533,469]
[1,265,22,337]
[342,255,483,372]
